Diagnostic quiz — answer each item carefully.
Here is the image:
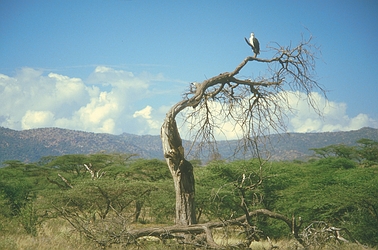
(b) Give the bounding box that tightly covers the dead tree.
[161,35,324,226]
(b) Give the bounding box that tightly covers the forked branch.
[171,35,324,159]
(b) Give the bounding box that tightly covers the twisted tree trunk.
[160,63,279,225]
[161,37,323,226]
[160,72,243,225]
[161,118,196,225]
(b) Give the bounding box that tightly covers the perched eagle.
[244,32,260,57]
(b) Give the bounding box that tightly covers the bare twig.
[161,33,324,225]
[174,35,325,160]
[58,173,73,189]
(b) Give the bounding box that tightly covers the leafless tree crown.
[171,35,325,158]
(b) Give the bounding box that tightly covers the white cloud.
[133,105,162,134]
[174,91,378,140]
[284,91,378,133]
[0,68,90,128]
[1,67,376,137]
[80,92,120,124]
[0,67,160,134]
[133,105,153,119]
[21,110,55,129]
[88,66,147,90]
[54,91,121,133]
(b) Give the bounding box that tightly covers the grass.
[0,218,375,250]
[0,219,93,250]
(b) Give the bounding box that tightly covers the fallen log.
[124,208,301,248]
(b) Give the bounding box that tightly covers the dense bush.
[0,144,377,247]
[315,156,357,169]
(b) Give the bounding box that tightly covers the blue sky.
[1,0,377,138]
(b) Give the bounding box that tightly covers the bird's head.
[250,32,255,38]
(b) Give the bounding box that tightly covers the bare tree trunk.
[160,67,278,226]
[161,37,323,226]
[161,118,196,225]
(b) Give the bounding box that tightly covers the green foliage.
[124,158,171,182]
[44,157,172,224]
[19,201,43,236]
[311,144,358,159]
[44,152,134,177]
[46,154,89,176]
[0,161,37,216]
[310,138,378,168]
[357,138,378,166]
[315,157,357,169]
[195,159,264,221]
[263,160,378,244]
[145,181,175,223]
[123,159,174,223]
[0,147,377,247]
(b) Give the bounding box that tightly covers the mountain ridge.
[0,126,377,164]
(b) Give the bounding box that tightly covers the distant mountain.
[266,127,378,160]
[0,127,163,163]
[0,126,377,164]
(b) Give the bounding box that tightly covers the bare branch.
[58,173,73,189]
[176,35,325,159]
[161,33,324,225]
[84,163,106,180]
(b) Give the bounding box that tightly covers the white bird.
[244,32,260,57]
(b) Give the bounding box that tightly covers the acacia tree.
[161,35,324,226]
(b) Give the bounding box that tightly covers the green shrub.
[316,157,357,169]
[19,202,41,236]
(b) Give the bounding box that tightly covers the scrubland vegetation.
[0,139,377,249]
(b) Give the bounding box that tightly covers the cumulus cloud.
[1,67,376,137]
[173,91,378,141]
[21,110,55,129]
[133,105,163,134]
[133,105,153,119]
[0,67,163,134]
[0,68,90,129]
[284,91,378,133]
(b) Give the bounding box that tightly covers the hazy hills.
[1,126,377,164]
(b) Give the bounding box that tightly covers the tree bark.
[161,117,196,225]
[125,208,304,248]
[161,39,322,226]
[160,61,281,226]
